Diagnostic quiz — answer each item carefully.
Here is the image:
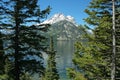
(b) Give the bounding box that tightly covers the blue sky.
[39,0,91,25]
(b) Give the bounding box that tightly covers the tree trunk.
[14,4,20,80]
[111,0,116,80]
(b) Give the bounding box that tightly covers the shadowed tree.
[0,32,6,79]
[0,0,51,80]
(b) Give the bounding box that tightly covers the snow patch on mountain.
[42,13,76,24]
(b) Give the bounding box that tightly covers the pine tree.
[43,36,59,80]
[69,0,120,79]
[71,26,108,80]
[0,0,50,80]
[86,0,120,79]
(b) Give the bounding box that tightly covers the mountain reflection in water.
[55,40,74,80]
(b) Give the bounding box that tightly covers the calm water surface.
[35,40,75,80]
[55,40,75,80]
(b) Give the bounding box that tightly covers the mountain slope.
[43,13,82,40]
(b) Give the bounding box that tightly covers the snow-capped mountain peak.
[42,13,76,24]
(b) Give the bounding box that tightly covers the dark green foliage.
[0,32,4,75]
[0,0,50,80]
[4,57,14,80]
[0,57,14,80]
[0,32,7,80]
[43,36,59,80]
[115,0,120,78]
[67,68,87,80]
[20,72,33,80]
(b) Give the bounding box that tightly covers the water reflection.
[55,40,74,80]
[34,40,75,80]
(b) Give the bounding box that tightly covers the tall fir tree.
[87,0,120,79]
[69,0,120,79]
[0,0,50,80]
[68,26,108,80]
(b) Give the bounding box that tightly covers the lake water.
[55,40,75,80]
[36,40,75,80]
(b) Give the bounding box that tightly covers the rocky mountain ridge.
[42,13,82,40]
